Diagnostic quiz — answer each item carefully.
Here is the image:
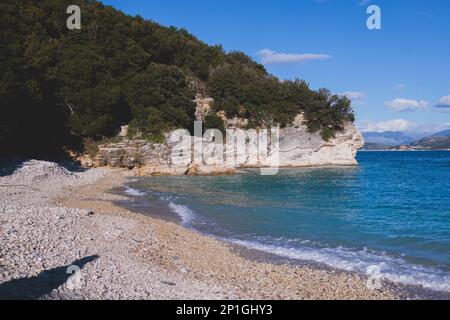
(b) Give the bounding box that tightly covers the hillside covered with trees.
[0,0,355,156]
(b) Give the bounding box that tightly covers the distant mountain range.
[432,129,450,137]
[363,131,418,146]
[409,130,450,150]
[362,130,450,151]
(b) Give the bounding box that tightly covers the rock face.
[86,98,364,175]
[277,116,364,167]
[194,95,213,121]
[90,123,363,175]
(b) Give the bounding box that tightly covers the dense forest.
[0,0,354,156]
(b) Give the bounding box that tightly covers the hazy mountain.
[431,130,450,138]
[410,130,450,150]
[362,131,417,147]
[360,131,448,151]
[361,142,393,151]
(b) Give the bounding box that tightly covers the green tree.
[0,0,355,156]
[204,113,226,137]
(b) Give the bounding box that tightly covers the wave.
[168,202,196,226]
[140,192,450,293]
[226,238,450,293]
[124,187,146,197]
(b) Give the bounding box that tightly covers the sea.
[123,151,450,293]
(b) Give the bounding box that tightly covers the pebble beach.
[0,160,397,300]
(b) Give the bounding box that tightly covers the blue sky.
[102,0,450,134]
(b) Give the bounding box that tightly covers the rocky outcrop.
[81,98,364,175]
[276,115,364,167]
[94,140,170,170]
[87,122,363,175]
[194,95,213,121]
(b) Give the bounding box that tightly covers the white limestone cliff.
[88,97,364,175]
[276,115,364,167]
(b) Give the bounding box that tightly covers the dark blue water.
[128,151,450,292]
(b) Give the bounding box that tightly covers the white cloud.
[340,91,365,100]
[385,98,428,112]
[358,119,414,133]
[358,0,372,6]
[257,49,331,65]
[435,95,450,110]
[411,122,450,134]
[317,0,372,6]
[358,120,450,135]
[394,84,406,91]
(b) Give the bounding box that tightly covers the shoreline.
[359,149,450,152]
[115,177,450,300]
[0,161,447,300]
[62,169,396,300]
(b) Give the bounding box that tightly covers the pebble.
[0,160,397,300]
[0,160,231,300]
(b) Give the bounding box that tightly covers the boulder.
[77,155,94,168]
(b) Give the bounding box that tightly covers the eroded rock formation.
[81,97,364,175]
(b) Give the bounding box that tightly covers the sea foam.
[124,187,146,197]
[226,238,450,293]
[169,202,196,226]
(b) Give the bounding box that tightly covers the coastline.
[359,149,450,152]
[116,175,450,300]
[0,162,445,300]
[2,0,449,303]
[61,169,396,300]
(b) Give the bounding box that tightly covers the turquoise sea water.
[127,151,450,292]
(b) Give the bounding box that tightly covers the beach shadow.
[0,158,27,177]
[0,255,99,300]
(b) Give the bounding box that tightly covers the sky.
[102,0,450,134]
